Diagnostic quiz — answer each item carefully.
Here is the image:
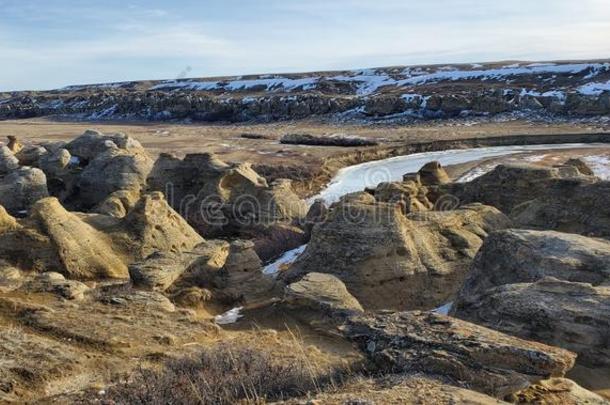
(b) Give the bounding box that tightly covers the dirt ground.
[0,118,607,166]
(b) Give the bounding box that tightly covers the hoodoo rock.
[285,191,510,310]
[0,167,49,214]
[148,152,307,237]
[76,146,153,209]
[6,135,23,154]
[0,145,20,174]
[373,180,433,213]
[122,192,205,260]
[417,161,450,186]
[30,197,129,279]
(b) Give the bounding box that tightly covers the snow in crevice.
[434,302,453,315]
[215,307,243,325]
[263,245,307,276]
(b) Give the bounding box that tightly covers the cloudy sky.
[2,0,610,91]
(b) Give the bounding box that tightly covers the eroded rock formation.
[285,188,510,310]
[342,311,576,398]
[454,229,610,368]
[147,152,307,238]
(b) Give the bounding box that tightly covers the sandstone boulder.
[129,240,228,293]
[455,229,610,299]
[30,197,128,279]
[455,278,610,368]
[285,196,510,310]
[122,192,204,260]
[15,145,47,166]
[453,229,610,368]
[98,289,176,313]
[65,129,144,162]
[38,148,71,177]
[0,145,19,174]
[0,167,49,214]
[76,147,153,209]
[216,240,274,304]
[284,272,363,329]
[418,161,450,186]
[6,136,23,154]
[342,311,576,398]
[437,163,596,214]
[512,181,610,238]
[129,251,192,292]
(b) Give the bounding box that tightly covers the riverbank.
[2,118,608,199]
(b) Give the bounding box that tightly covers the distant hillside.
[1,60,609,122]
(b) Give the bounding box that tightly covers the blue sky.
[1,0,609,91]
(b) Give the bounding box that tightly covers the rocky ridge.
[1,60,610,123]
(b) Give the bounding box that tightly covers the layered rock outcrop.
[147,152,307,237]
[512,181,610,238]
[436,162,610,238]
[342,311,576,398]
[2,62,609,123]
[437,163,596,214]
[453,229,610,368]
[285,190,510,310]
[69,131,153,209]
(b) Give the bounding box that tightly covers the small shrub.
[105,345,335,404]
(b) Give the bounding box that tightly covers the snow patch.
[215,307,243,325]
[434,302,453,315]
[578,81,610,96]
[583,155,610,180]
[263,245,307,276]
[151,77,319,92]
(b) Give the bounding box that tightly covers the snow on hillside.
[578,80,610,96]
[147,62,610,96]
